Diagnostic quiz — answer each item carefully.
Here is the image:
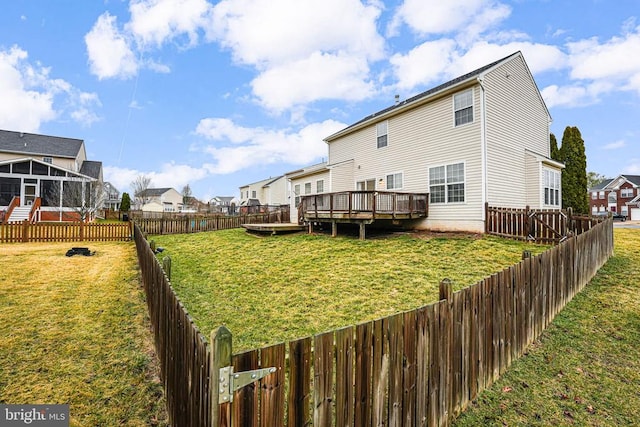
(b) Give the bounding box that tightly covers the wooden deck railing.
[301,191,429,220]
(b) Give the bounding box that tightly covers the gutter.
[477,76,488,220]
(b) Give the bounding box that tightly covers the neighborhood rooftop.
[0,129,84,158]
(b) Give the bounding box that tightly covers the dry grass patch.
[152,228,546,351]
[0,242,167,426]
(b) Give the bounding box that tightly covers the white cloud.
[209,0,384,66]
[127,0,214,48]
[0,46,101,131]
[251,52,375,112]
[104,162,210,194]
[603,140,626,150]
[390,40,457,90]
[194,118,346,174]
[391,0,510,38]
[85,12,138,80]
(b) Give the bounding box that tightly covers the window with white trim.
[294,184,300,205]
[42,157,52,164]
[454,89,473,126]
[543,168,561,206]
[386,172,403,190]
[622,205,628,215]
[621,188,634,198]
[316,180,324,194]
[591,192,597,200]
[598,191,605,199]
[251,190,256,198]
[377,121,388,148]
[304,182,312,194]
[429,163,465,203]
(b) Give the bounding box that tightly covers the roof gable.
[325,51,524,142]
[0,129,84,159]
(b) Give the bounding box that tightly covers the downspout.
[477,76,488,222]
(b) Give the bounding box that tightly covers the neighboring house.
[238,175,288,206]
[589,175,640,219]
[285,162,329,222]
[208,196,238,214]
[0,129,103,222]
[293,51,563,233]
[102,182,121,211]
[136,188,183,212]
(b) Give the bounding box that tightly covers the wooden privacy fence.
[133,213,613,426]
[135,211,288,235]
[485,204,604,243]
[0,220,131,243]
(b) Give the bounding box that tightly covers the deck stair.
[7,206,32,222]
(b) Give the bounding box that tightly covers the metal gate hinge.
[218,366,276,403]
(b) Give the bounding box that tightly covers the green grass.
[0,242,168,426]
[453,228,640,426]
[152,229,547,351]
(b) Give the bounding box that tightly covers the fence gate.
[527,209,568,243]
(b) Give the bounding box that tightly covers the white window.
[591,192,597,200]
[316,180,324,194]
[608,192,617,204]
[622,205,629,215]
[377,121,388,148]
[429,163,465,204]
[304,182,312,194]
[591,205,597,214]
[294,184,300,205]
[543,168,561,207]
[621,188,634,198]
[386,172,403,190]
[598,191,605,199]
[42,157,53,164]
[454,89,473,126]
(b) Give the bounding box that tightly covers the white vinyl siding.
[484,55,551,208]
[454,89,473,126]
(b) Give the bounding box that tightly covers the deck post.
[359,222,366,240]
[332,221,337,237]
[308,222,313,234]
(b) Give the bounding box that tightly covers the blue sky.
[1,0,639,200]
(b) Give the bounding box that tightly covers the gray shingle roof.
[326,51,523,141]
[79,160,102,179]
[0,129,84,158]
[138,188,174,197]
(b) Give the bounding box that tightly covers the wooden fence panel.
[403,310,418,427]
[288,337,312,427]
[372,317,389,426]
[259,343,286,427]
[354,321,373,427]
[313,331,334,427]
[232,350,259,427]
[415,306,430,426]
[336,327,355,427]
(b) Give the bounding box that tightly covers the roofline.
[0,156,96,180]
[324,52,527,142]
[524,149,565,169]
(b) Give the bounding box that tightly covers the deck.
[300,191,429,239]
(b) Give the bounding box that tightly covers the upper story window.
[591,192,597,200]
[454,89,473,126]
[304,182,312,194]
[608,192,617,204]
[42,157,53,164]
[316,180,324,194]
[543,168,560,206]
[376,121,388,148]
[430,163,465,204]
[251,190,256,198]
[386,172,403,190]
[598,191,605,199]
[621,188,634,198]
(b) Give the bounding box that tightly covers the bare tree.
[46,179,106,222]
[182,184,193,207]
[131,175,152,209]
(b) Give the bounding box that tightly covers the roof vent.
[394,94,400,105]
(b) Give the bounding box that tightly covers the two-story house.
[102,182,121,211]
[0,129,103,222]
[239,175,288,207]
[589,175,640,219]
[136,187,183,212]
[291,51,563,233]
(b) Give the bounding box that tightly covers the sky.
[1,0,639,200]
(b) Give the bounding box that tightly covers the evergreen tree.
[550,133,560,161]
[120,192,131,212]
[558,126,588,214]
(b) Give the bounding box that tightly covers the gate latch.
[219,366,276,403]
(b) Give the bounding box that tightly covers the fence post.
[439,278,452,301]
[524,205,531,240]
[22,219,29,243]
[522,250,531,260]
[210,325,232,427]
[149,239,156,252]
[162,256,172,281]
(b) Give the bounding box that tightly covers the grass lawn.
[454,228,640,426]
[151,228,547,352]
[0,242,167,426]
